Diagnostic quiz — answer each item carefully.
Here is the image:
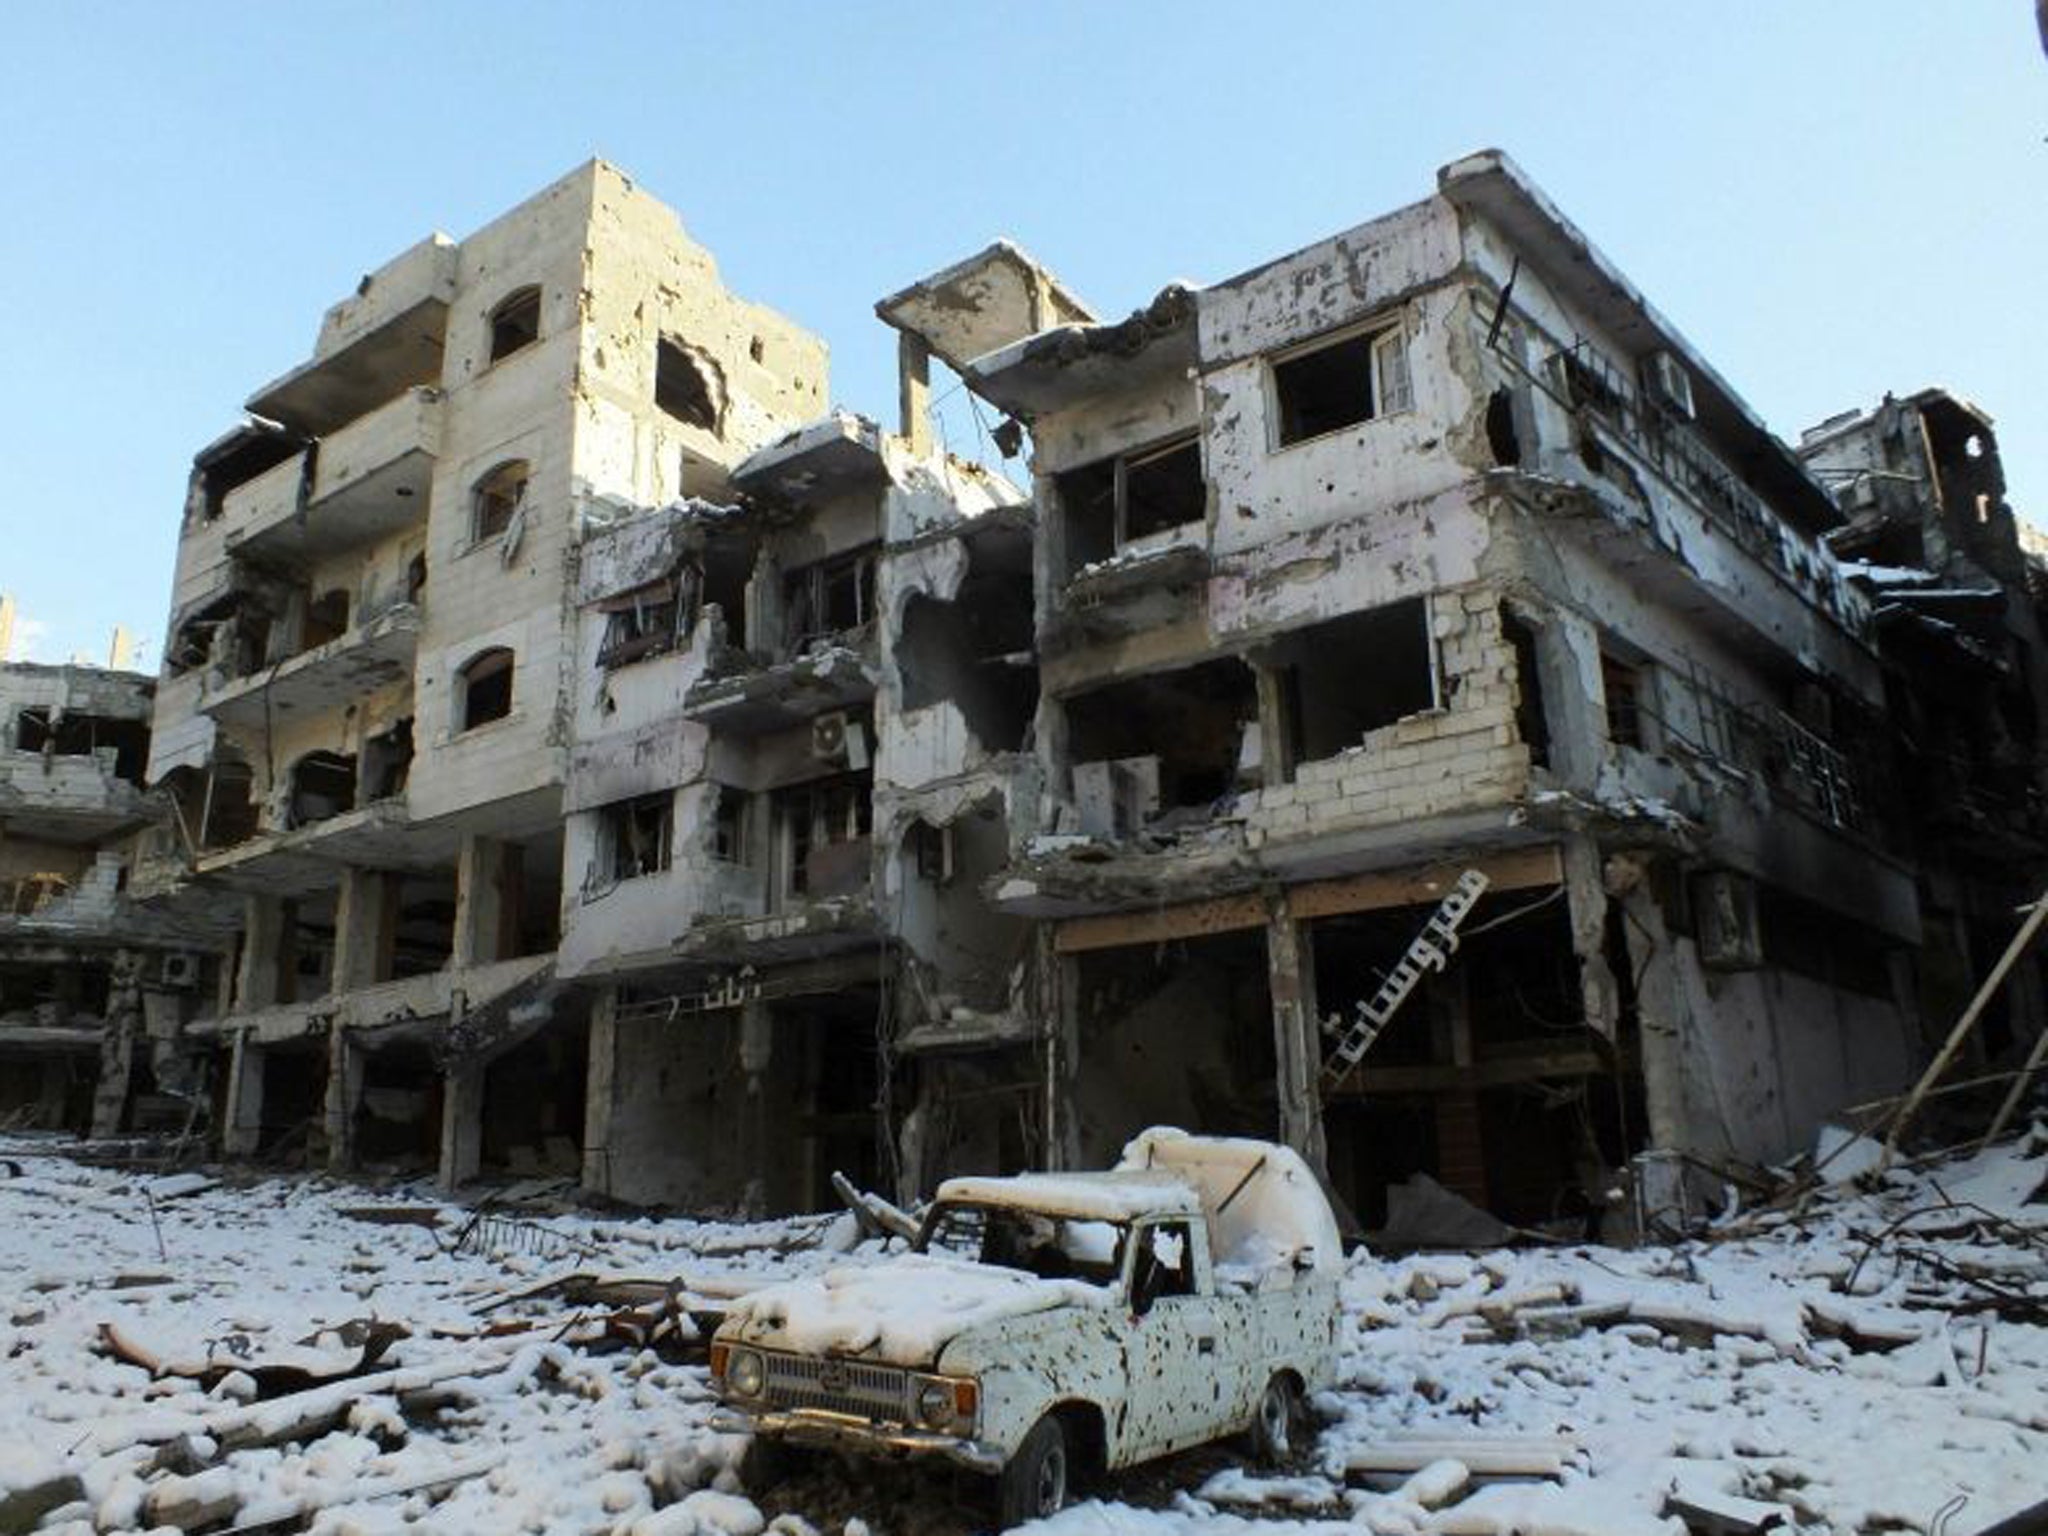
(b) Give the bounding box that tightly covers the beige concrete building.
[144,162,828,1183]
[0,662,225,1135]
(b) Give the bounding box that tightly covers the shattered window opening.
[785,546,878,652]
[13,709,150,785]
[457,648,515,732]
[596,570,698,669]
[775,772,873,899]
[1271,319,1412,448]
[603,793,674,883]
[655,338,720,431]
[488,286,541,363]
[286,750,357,828]
[1274,599,1437,776]
[1054,436,1205,577]
[470,460,530,545]
[712,785,748,864]
[1601,650,1646,751]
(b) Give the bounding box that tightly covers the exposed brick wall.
[1242,585,1531,849]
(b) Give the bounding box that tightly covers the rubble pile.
[1,1131,2043,1535]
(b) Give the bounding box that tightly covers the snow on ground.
[0,1132,2044,1535]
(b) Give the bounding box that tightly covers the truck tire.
[738,1435,790,1492]
[1247,1373,1305,1465]
[996,1415,1069,1527]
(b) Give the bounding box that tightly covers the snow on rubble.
[1,1132,2045,1535]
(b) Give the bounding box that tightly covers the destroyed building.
[1800,391,2048,1072]
[120,154,2048,1230]
[0,662,225,1135]
[879,151,1945,1229]
[142,162,831,1185]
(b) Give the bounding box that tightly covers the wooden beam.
[1290,845,1563,921]
[1329,1047,1607,1097]
[1053,892,1269,955]
[1051,845,1564,957]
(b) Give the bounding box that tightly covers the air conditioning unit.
[159,951,202,990]
[811,711,870,770]
[1692,870,1762,971]
[1643,351,1695,421]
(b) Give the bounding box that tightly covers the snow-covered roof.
[934,1169,1200,1223]
[1118,1128,1345,1276]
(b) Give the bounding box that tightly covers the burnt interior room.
[902,1048,1040,1189]
[0,1051,94,1132]
[1267,599,1436,772]
[13,709,151,786]
[1063,658,1258,814]
[1056,436,1205,576]
[353,1038,443,1169]
[255,1039,328,1158]
[392,872,457,977]
[481,1016,590,1176]
[1314,891,1638,1232]
[793,990,885,1210]
[288,751,357,827]
[896,525,1039,752]
[1071,929,1274,1168]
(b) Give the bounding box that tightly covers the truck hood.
[723,1253,1110,1369]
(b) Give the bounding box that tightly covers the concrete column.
[1265,891,1327,1170]
[236,896,289,1010]
[440,1062,486,1191]
[738,999,773,1216]
[1563,835,1621,1040]
[898,332,933,457]
[1039,929,1081,1170]
[743,549,784,656]
[89,951,144,1139]
[1612,875,1691,1157]
[1426,967,1487,1206]
[222,1030,265,1156]
[1252,659,1294,788]
[322,1026,362,1172]
[580,989,619,1198]
[332,869,398,994]
[453,836,520,970]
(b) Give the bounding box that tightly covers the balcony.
[199,604,421,729]
[247,236,456,436]
[682,633,879,736]
[227,388,441,570]
[0,749,149,842]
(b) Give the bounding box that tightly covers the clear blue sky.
[1,3,2041,669]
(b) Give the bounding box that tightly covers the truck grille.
[760,1352,910,1421]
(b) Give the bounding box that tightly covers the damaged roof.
[1437,149,1843,537]
[875,240,1096,378]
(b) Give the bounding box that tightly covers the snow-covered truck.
[710,1128,1344,1526]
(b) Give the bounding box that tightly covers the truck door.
[1121,1218,1225,1454]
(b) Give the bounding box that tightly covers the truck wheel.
[738,1435,789,1492]
[996,1415,1069,1527]
[1247,1373,1305,1465]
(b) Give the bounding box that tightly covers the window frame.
[602,792,674,884]
[455,647,516,734]
[487,286,542,365]
[469,460,531,547]
[1267,313,1414,451]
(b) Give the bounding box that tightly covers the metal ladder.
[1320,869,1491,1088]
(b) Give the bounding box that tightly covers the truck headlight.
[727,1349,765,1398]
[916,1380,954,1429]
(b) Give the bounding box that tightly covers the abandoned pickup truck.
[711,1128,1344,1525]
